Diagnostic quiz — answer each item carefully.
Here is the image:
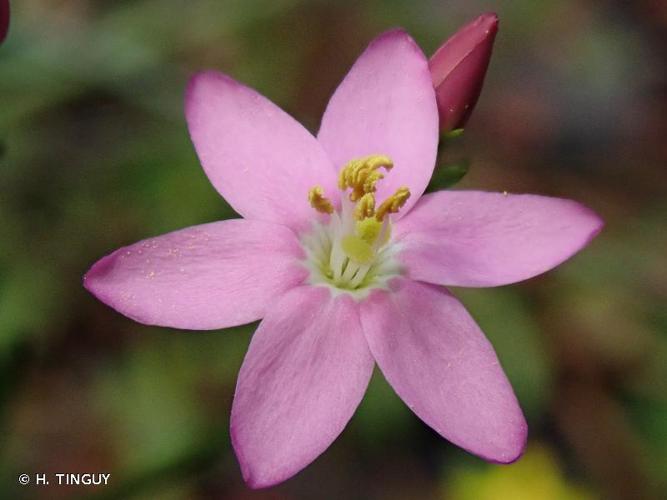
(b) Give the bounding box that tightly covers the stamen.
[376,187,410,221]
[353,193,375,220]
[361,170,384,196]
[308,186,334,214]
[303,154,405,294]
[338,155,393,201]
[348,263,371,289]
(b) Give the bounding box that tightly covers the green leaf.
[426,161,470,192]
[443,128,465,139]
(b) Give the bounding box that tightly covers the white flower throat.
[301,155,409,298]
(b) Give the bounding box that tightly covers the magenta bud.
[429,13,499,132]
[0,0,9,45]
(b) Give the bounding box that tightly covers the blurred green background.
[1,0,666,499]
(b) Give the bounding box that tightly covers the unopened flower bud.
[0,0,9,45]
[429,13,499,132]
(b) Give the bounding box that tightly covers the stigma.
[302,155,409,295]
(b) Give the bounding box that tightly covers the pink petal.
[84,219,307,330]
[317,29,439,218]
[185,71,338,231]
[231,286,374,488]
[394,191,604,287]
[360,278,527,462]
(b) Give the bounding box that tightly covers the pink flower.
[430,12,499,132]
[0,0,9,45]
[84,29,603,488]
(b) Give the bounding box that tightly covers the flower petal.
[186,71,338,231]
[394,191,604,287]
[84,219,307,330]
[231,286,374,488]
[360,278,527,462]
[317,29,439,218]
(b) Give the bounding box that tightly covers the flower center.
[301,155,410,297]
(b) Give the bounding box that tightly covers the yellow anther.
[308,186,334,214]
[376,187,410,221]
[354,193,375,221]
[362,170,384,196]
[338,155,394,201]
[364,154,394,171]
